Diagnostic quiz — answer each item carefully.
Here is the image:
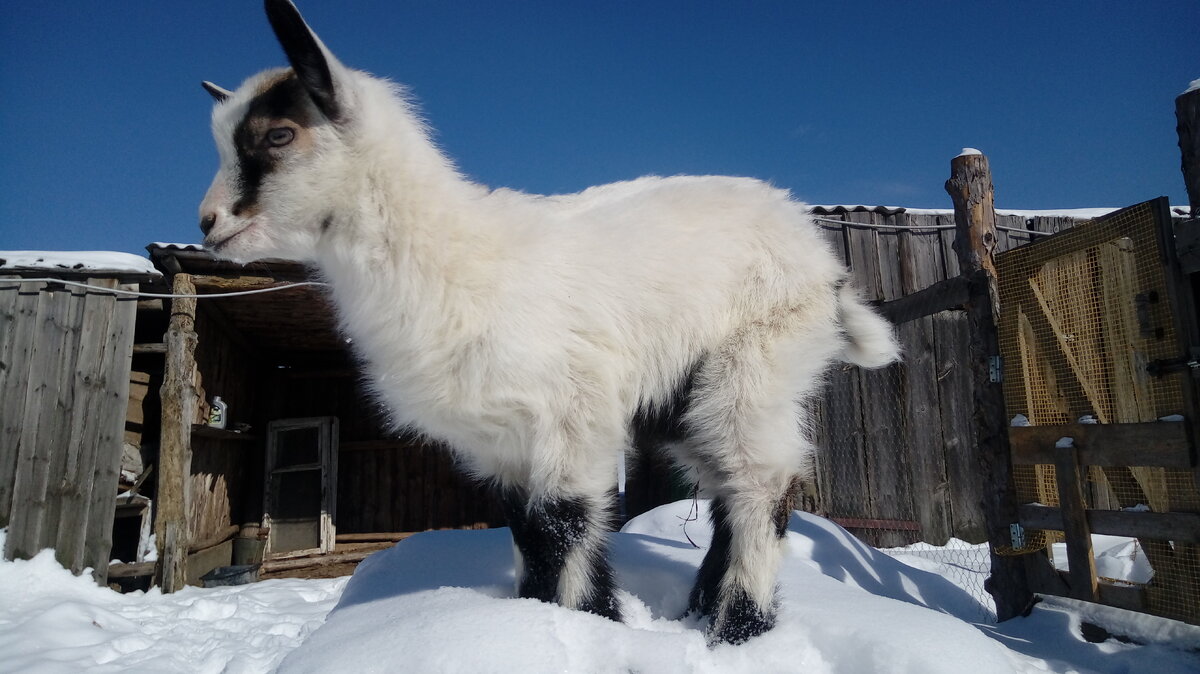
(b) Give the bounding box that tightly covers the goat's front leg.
[500,488,621,621]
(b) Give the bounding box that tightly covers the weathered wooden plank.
[864,214,912,546]
[1054,443,1098,601]
[834,213,881,543]
[84,286,137,584]
[1018,503,1200,543]
[1008,422,1192,468]
[934,311,984,541]
[0,280,42,530]
[7,286,75,560]
[897,226,953,544]
[55,280,118,573]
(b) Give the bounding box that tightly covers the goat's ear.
[202,81,233,103]
[264,0,342,121]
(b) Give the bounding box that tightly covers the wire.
[812,215,955,230]
[812,215,1056,236]
[0,277,328,299]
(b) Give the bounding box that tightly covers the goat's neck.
[314,127,496,354]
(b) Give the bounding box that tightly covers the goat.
[199,0,899,645]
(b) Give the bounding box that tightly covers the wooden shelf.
[191,424,257,441]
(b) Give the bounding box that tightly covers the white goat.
[200,0,899,644]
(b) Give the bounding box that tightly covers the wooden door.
[263,416,338,557]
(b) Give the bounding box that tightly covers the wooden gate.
[996,198,1200,625]
[0,278,138,583]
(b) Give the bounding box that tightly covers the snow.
[0,531,344,673]
[149,242,205,252]
[0,250,158,276]
[957,147,984,157]
[4,502,1200,673]
[1185,78,1200,95]
[1051,535,1154,585]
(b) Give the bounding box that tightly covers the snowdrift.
[281,501,1025,673]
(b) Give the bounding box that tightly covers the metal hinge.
[1010,523,1026,549]
[989,355,1003,383]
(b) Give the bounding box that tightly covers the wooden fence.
[0,277,138,583]
[808,207,1084,547]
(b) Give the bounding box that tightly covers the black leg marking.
[712,588,777,645]
[687,497,732,618]
[631,357,702,450]
[500,488,621,621]
[773,477,800,539]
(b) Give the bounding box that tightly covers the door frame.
[262,416,338,558]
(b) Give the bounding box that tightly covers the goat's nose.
[200,212,217,236]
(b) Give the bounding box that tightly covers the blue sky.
[1,1,1195,255]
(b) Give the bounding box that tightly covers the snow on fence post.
[1176,81,1200,218]
[156,273,198,593]
[944,150,1036,621]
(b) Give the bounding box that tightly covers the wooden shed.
[139,244,505,589]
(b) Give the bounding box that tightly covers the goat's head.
[199,0,357,263]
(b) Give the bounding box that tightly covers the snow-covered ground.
[3,501,1198,673]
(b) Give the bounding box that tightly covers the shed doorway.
[263,416,338,557]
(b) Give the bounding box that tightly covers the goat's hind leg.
[681,322,829,644]
[500,487,621,621]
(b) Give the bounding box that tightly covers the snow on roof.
[0,250,159,277]
[148,242,205,252]
[809,205,1190,219]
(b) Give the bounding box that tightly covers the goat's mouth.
[207,220,258,252]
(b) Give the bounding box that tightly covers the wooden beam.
[1009,422,1194,468]
[1018,503,1200,543]
[260,549,374,573]
[107,561,157,579]
[132,342,167,354]
[876,274,971,324]
[945,150,1035,621]
[1027,569,1146,613]
[335,532,419,543]
[188,525,240,554]
[1054,442,1099,601]
[829,516,921,532]
[155,273,198,593]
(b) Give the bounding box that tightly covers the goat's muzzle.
[200,212,218,236]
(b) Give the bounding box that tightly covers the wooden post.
[945,150,1035,620]
[155,273,198,592]
[1052,440,1098,601]
[1177,84,1200,218]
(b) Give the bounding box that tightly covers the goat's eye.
[266,127,295,147]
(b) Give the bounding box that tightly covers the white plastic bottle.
[208,396,228,429]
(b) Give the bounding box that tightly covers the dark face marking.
[231,75,318,216]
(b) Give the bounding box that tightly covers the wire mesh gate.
[996,198,1200,625]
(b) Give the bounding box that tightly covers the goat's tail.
[836,281,901,369]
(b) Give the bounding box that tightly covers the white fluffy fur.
[200,1,899,642]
